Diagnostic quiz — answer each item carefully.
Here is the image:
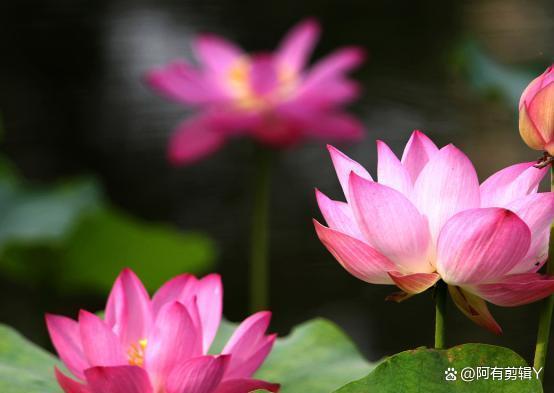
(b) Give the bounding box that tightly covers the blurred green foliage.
[452,41,535,107]
[0,120,215,292]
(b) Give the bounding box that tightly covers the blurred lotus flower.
[519,65,554,155]
[46,269,279,393]
[147,19,365,165]
[314,131,554,334]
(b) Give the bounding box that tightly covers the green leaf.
[0,324,62,393]
[0,178,101,249]
[1,208,215,292]
[213,318,375,393]
[57,208,216,292]
[0,176,215,292]
[335,344,543,393]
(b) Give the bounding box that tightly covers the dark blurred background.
[1,0,554,386]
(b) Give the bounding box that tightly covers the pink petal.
[507,193,554,235]
[46,314,87,380]
[181,295,203,339]
[193,34,244,75]
[506,193,554,273]
[301,111,364,141]
[448,286,502,335]
[348,173,433,273]
[213,378,280,393]
[195,274,223,353]
[276,18,320,73]
[166,355,229,393]
[303,47,365,87]
[145,302,202,387]
[227,336,275,381]
[473,273,554,307]
[314,219,395,284]
[249,115,303,147]
[152,274,197,317]
[400,130,439,183]
[315,189,364,240]
[152,281,201,334]
[55,368,91,393]
[377,140,413,196]
[152,273,221,352]
[480,162,548,208]
[146,60,227,105]
[105,269,152,350]
[327,145,372,201]
[222,312,275,379]
[293,78,360,110]
[249,55,279,96]
[413,144,480,240]
[277,102,364,142]
[387,272,440,294]
[168,115,227,165]
[79,311,126,367]
[528,81,554,141]
[85,366,153,393]
[436,208,531,285]
[524,229,550,272]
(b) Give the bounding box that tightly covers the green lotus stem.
[249,146,272,313]
[533,167,554,381]
[435,281,447,349]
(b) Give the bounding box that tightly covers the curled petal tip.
[120,267,134,276]
[385,291,414,303]
[340,46,367,66]
[448,286,503,335]
[256,310,273,320]
[202,272,222,282]
[296,17,321,32]
[326,144,338,152]
[388,272,440,295]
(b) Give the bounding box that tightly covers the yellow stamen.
[225,58,299,111]
[127,339,148,367]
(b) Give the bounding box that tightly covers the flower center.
[227,58,252,102]
[226,58,298,111]
[127,339,148,367]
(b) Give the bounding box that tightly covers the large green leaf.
[212,318,374,393]
[0,170,215,292]
[0,324,62,393]
[0,318,372,393]
[57,208,216,292]
[335,344,542,393]
[1,208,216,293]
[0,178,101,248]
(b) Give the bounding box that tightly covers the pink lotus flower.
[147,19,365,165]
[519,65,554,155]
[314,131,554,334]
[46,269,279,393]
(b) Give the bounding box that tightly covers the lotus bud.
[519,65,554,155]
